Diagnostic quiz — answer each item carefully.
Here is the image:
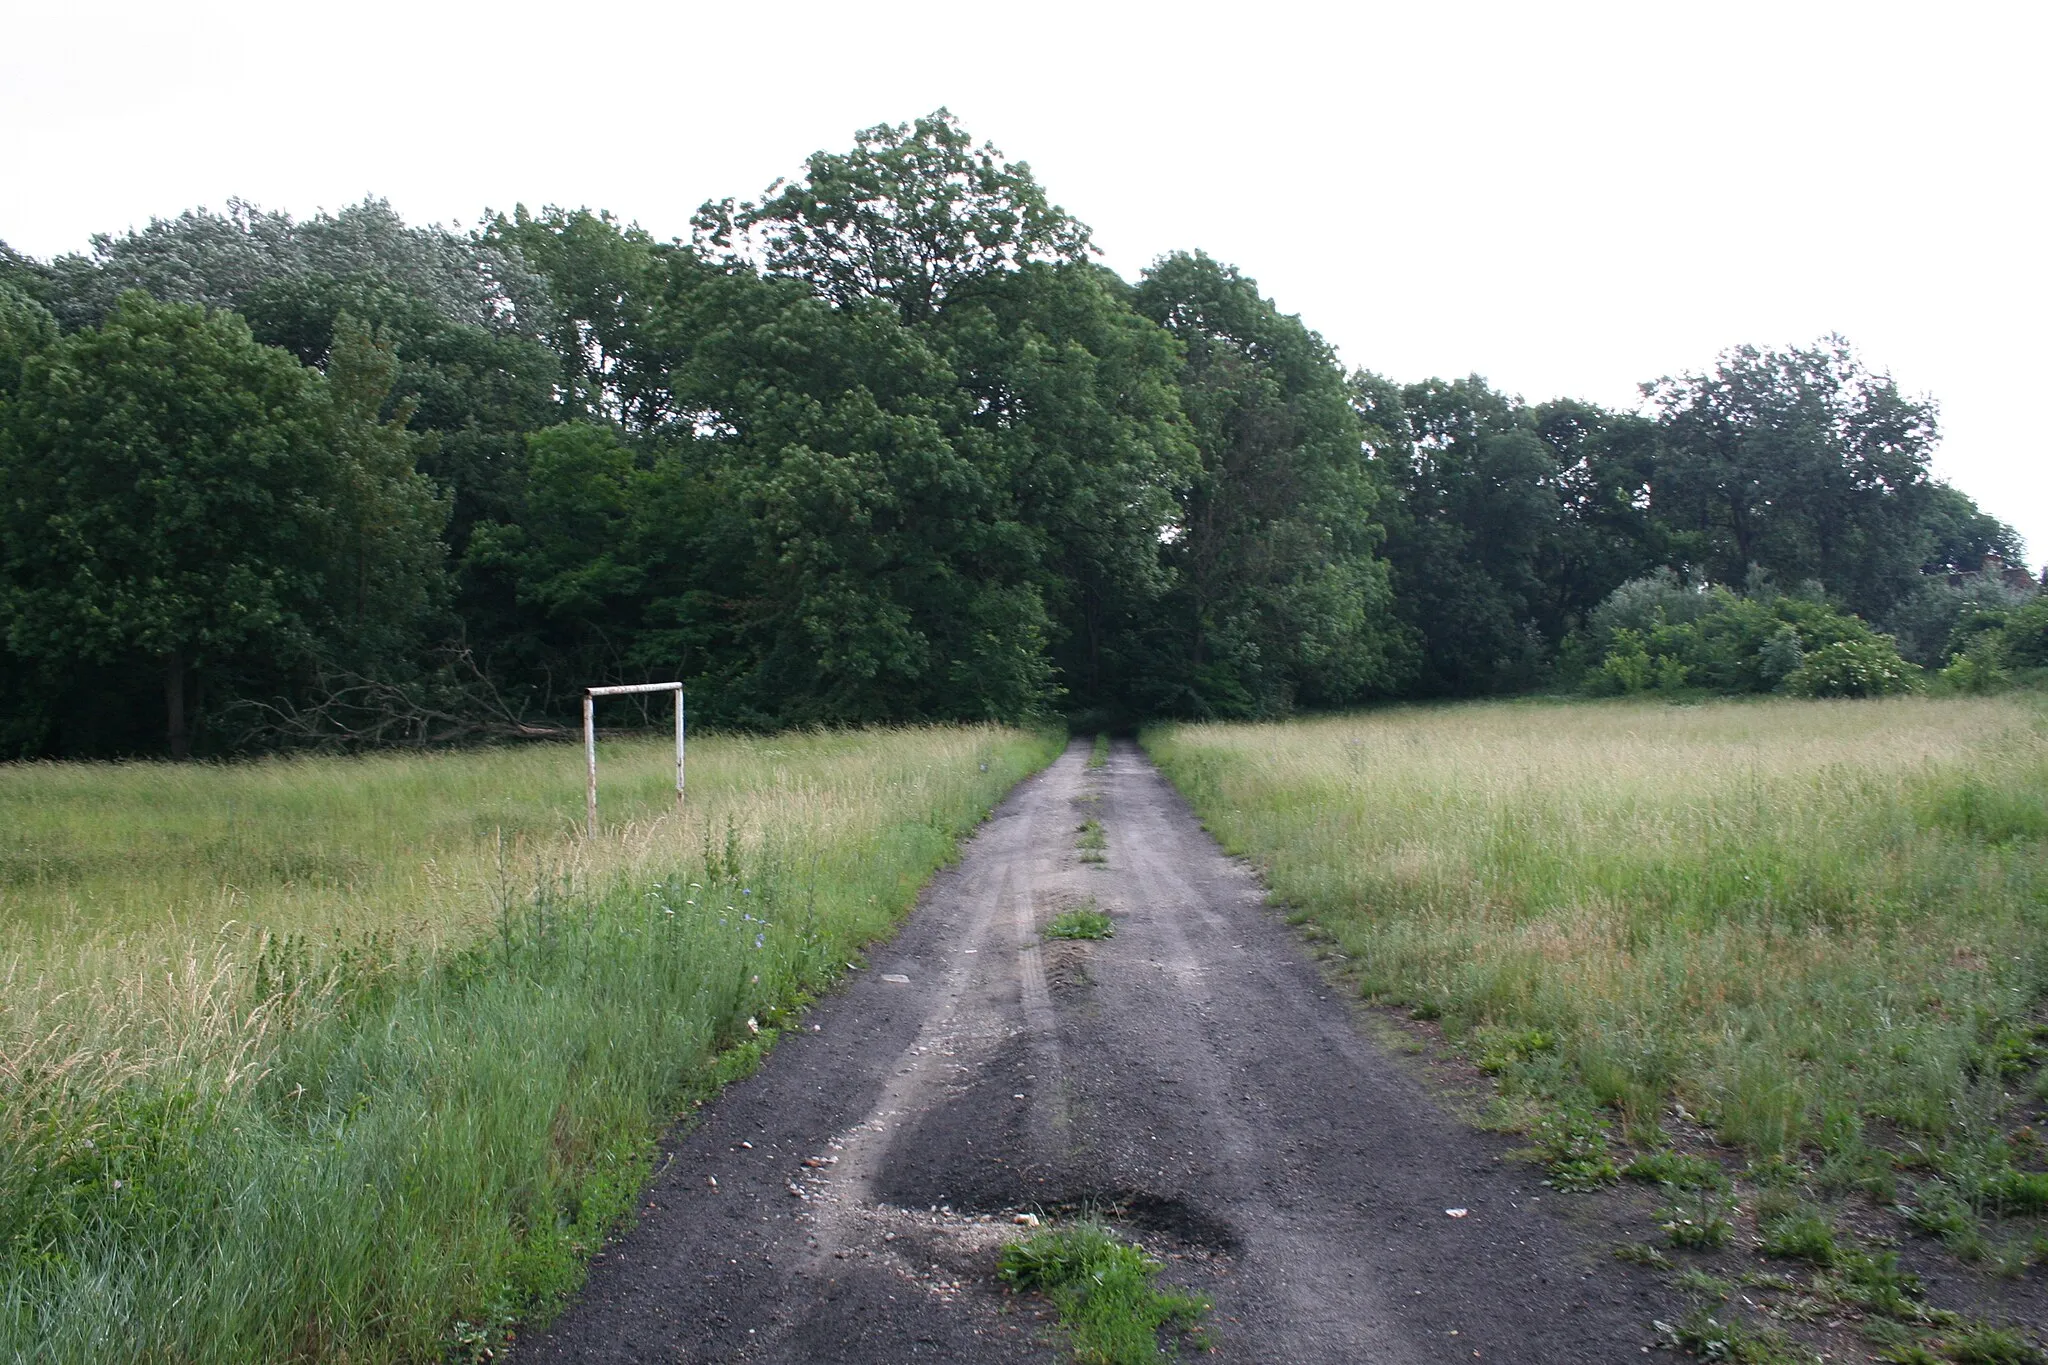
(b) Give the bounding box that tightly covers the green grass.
[1077,818,1107,864]
[1943,1325,2048,1364]
[2,728,983,947]
[997,1221,1209,1363]
[0,725,1061,1362]
[1045,904,1115,941]
[1662,1306,1814,1364]
[1089,732,1111,768]
[1614,1240,1673,1269]
[1145,696,2048,1243]
[1623,1151,1726,1191]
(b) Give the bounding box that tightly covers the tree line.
[0,112,2028,757]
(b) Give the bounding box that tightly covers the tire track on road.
[520,738,1674,1363]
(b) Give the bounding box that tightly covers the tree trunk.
[166,650,189,760]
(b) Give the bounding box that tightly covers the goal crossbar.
[582,682,684,837]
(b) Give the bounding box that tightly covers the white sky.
[5,0,2042,562]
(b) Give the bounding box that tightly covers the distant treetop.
[693,109,1093,324]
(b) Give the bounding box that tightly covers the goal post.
[582,682,685,837]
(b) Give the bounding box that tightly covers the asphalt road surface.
[519,738,1669,1362]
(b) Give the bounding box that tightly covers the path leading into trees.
[519,739,1668,1363]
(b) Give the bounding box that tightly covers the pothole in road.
[1034,1190,1242,1255]
[846,1191,1239,1322]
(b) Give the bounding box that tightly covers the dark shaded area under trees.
[0,112,2030,757]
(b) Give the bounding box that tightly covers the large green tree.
[0,281,55,400]
[663,261,1058,723]
[1366,374,1557,694]
[40,198,546,336]
[696,109,1091,326]
[34,200,561,571]
[1133,252,1404,715]
[482,207,674,429]
[1916,481,2023,575]
[684,111,1194,720]
[235,266,559,562]
[1646,337,1938,617]
[928,259,1193,713]
[0,293,444,756]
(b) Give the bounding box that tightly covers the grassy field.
[0,725,1059,1362]
[1148,697,2048,1260]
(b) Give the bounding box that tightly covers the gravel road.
[518,738,1671,1362]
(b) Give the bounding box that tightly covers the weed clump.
[1657,1306,1812,1363]
[1660,1189,1735,1250]
[998,1222,1210,1363]
[1943,1324,2048,1364]
[1756,1201,1841,1265]
[1532,1110,1620,1192]
[1614,1240,1673,1269]
[1624,1151,1726,1191]
[1045,905,1115,941]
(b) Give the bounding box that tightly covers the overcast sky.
[6,0,2042,562]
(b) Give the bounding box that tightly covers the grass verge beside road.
[1146,698,2048,1271]
[0,725,1059,1362]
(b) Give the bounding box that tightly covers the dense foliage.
[0,111,2030,755]
[1579,573,1920,699]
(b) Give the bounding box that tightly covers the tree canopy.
[0,113,2028,756]
[0,293,445,755]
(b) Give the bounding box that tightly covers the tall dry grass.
[1147,698,2048,1164]
[0,725,1059,1362]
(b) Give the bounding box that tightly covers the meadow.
[1147,697,2048,1260]
[0,725,1059,1362]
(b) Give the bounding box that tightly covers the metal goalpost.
[582,682,684,837]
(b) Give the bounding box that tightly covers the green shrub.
[1942,641,2014,695]
[1784,637,1919,698]
[1998,600,2048,668]
[1757,626,1806,688]
[1582,577,1915,699]
[1594,628,1656,695]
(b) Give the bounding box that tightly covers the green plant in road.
[1943,1324,2048,1364]
[1659,1306,1813,1364]
[1090,732,1111,768]
[1613,1241,1673,1269]
[1660,1189,1734,1250]
[1077,818,1107,864]
[1532,1109,1620,1191]
[1623,1152,1726,1191]
[998,1221,1210,1363]
[1046,904,1115,941]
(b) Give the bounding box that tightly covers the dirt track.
[519,738,1671,1362]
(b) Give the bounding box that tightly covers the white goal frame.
[582,682,684,837]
